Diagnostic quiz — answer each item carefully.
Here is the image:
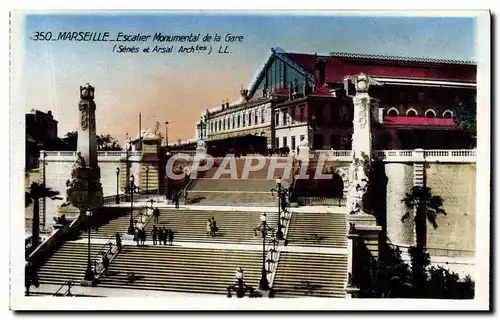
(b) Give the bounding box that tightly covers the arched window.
[406,108,418,117]
[442,110,454,118]
[387,107,399,116]
[424,109,436,118]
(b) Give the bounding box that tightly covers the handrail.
[90,234,115,266]
[53,281,73,296]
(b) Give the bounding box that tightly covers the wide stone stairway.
[87,209,143,238]
[143,209,278,243]
[98,245,263,295]
[37,242,105,285]
[286,212,347,247]
[186,178,277,206]
[272,252,348,298]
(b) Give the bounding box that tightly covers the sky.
[21,12,477,144]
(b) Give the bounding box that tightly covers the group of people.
[206,216,218,237]
[151,225,174,245]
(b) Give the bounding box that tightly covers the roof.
[311,85,335,96]
[282,51,476,83]
[383,116,455,127]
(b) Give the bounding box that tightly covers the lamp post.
[115,167,120,204]
[254,213,274,291]
[145,166,149,194]
[126,175,140,235]
[83,209,94,282]
[227,268,255,298]
[164,121,169,148]
[271,177,286,240]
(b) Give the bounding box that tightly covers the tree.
[401,186,446,297]
[62,131,78,150]
[454,100,476,148]
[401,186,446,250]
[25,182,62,249]
[61,132,121,151]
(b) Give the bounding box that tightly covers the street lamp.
[83,209,94,282]
[126,175,140,235]
[271,177,286,240]
[145,166,149,194]
[115,167,120,204]
[227,268,255,298]
[254,213,274,291]
[164,121,169,148]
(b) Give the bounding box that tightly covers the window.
[283,136,288,148]
[291,108,296,124]
[219,120,222,131]
[255,111,258,125]
[237,115,241,128]
[424,109,436,118]
[243,114,246,127]
[275,112,279,126]
[249,111,252,126]
[291,136,296,151]
[210,122,213,133]
[232,116,235,129]
[387,108,399,116]
[443,110,454,118]
[261,109,265,124]
[299,105,305,122]
[215,121,218,132]
[275,137,280,148]
[406,108,418,117]
[418,92,425,101]
[223,119,226,131]
[283,110,287,125]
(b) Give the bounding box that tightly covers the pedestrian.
[206,219,212,237]
[158,227,164,245]
[174,190,180,209]
[168,228,174,245]
[153,207,160,224]
[162,226,168,245]
[211,217,218,237]
[102,253,109,277]
[140,228,146,246]
[134,229,140,246]
[151,225,158,245]
[115,232,122,252]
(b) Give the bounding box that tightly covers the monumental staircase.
[286,212,347,247]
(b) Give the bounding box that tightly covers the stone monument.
[345,73,381,215]
[66,83,104,215]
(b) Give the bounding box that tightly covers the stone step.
[272,252,348,298]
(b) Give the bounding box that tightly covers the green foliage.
[359,245,475,299]
[455,100,477,140]
[61,131,121,151]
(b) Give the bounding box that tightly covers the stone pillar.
[346,74,381,215]
[66,83,104,215]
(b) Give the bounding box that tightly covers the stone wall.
[425,163,476,252]
[385,163,414,246]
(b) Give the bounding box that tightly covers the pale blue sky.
[22,13,476,142]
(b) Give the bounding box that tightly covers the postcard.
[9,10,491,311]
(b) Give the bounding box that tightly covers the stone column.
[66,83,104,215]
[346,74,381,215]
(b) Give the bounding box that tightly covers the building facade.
[198,48,476,153]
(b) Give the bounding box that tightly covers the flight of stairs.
[286,212,347,247]
[143,209,279,243]
[98,245,263,295]
[272,252,348,298]
[186,178,278,206]
[37,242,104,285]
[88,209,143,238]
[413,163,425,187]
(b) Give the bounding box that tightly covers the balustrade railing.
[297,196,346,207]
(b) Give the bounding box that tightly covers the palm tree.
[25,182,62,249]
[401,186,446,249]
